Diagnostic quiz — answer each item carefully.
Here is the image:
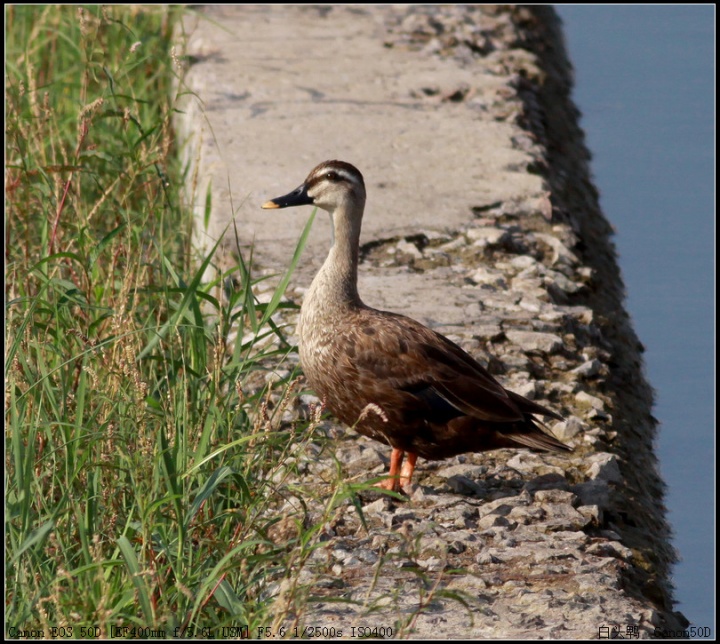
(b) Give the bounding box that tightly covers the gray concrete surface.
[174,5,687,638]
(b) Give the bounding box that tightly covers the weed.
[5,5,327,633]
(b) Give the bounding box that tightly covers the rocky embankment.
[175,5,687,637]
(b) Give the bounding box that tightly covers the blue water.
[555,5,715,635]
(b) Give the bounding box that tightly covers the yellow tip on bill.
[261,200,280,209]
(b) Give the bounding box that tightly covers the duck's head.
[262,160,366,214]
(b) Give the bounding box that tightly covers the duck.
[262,160,571,493]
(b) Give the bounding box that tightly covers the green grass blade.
[259,209,316,328]
[116,536,154,623]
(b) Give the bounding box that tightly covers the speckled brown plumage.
[262,160,571,492]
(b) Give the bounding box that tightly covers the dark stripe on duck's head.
[306,160,365,188]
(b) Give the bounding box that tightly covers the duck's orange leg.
[376,448,405,491]
[399,452,418,489]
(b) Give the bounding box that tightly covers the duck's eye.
[325,171,339,181]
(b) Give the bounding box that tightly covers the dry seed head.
[42,91,51,120]
[77,7,91,36]
[170,46,183,70]
[358,403,388,424]
[26,62,39,120]
[83,365,99,390]
[79,97,104,122]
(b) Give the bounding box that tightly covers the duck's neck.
[307,201,364,310]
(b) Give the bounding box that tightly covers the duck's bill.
[261,184,312,209]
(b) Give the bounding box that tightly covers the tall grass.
[5,6,341,634]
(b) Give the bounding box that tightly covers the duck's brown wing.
[348,310,560,425]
